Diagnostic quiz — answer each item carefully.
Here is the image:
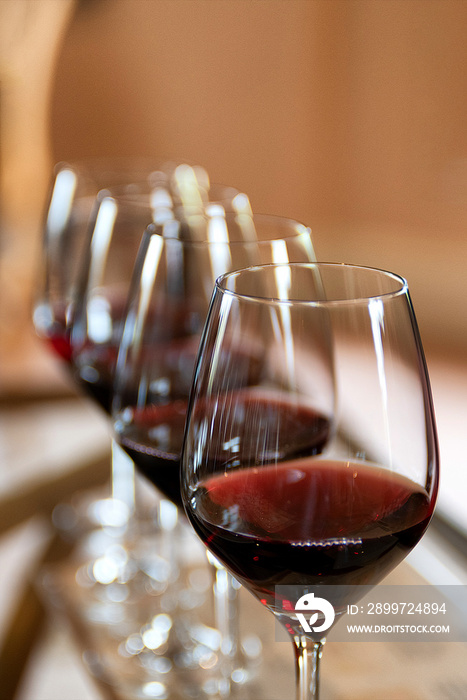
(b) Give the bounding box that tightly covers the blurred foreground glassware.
[182,262,439,700]
[112,208,317,695]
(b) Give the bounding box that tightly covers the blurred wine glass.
[33,158,191,364]
[112,206,317,694]
[64,172,250,696]
[32,160,217,574]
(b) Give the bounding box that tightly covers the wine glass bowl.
[65,164,229,413]
[181,262,439,699]
[32,158,179,359]
[112,213,317,502]
[69,191,160,414]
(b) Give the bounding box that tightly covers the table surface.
[1,333,467,700]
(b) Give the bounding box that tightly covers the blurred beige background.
[48,0,467,361]
[2,0,467,380]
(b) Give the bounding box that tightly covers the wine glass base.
[37,505,263,699]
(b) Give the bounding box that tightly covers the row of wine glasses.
[33,159,248,697]
[33,158,316,697]
[34,157,236,534]
[110,202,318,694]
[34,159,439,700]
[34,160,218,597]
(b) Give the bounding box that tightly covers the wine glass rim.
[215,262,409,306]
[51,157,207,196]
[52,156,193,174]
[145,212,311,245]
[96,181,240,201]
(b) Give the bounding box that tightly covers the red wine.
[73,343,118,415]
[114,331,203,505]
[74,302,201,416]
[41,303,73,362]
[187,459,434,612]
[119,393,330,511]
[119,401,188,508]
[47,327,73,363]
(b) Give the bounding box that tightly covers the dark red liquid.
[39,299,119,413]
[47,328,73,363]
[187,459,433,612]
[119,393,330,511]
[44,329,117,414]
[39,301,72,363]
[119,402,188,508]
[75,304,201,416]
[72,343,119,414]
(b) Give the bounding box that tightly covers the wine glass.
[32,159,218,509]
[68,174,245,607]
[32,157,186,367]
[112,208,317,692]
[32,159,191,548]
[70,172,239,516]
[32,161,227,596]
[181,262,439,699]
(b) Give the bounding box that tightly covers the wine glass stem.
[293,635,325,700]
[206,553,244,682]
[111,438,135,514]
[214,567,239,658]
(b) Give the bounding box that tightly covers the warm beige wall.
[49,0,467,358]
[0,0,75,359]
